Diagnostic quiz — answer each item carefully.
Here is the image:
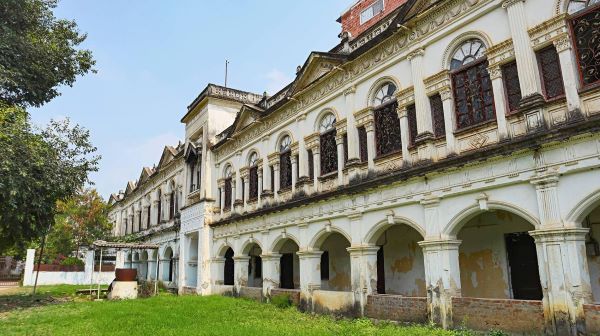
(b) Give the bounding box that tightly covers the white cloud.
[94,132,181,198]
[265,69,292,95]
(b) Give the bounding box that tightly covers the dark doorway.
[224,248,234,286]
[280,253,294,289]
[505,232,543,300]
[376,246,385,294]
[168,258,173,282]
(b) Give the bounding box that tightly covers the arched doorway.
[371,224,426,296]
[245,244,263,288]
[162,247,174,283]
[582,204,600,302]
[316,232,351,292]
[224,247,234,286]
[273,238,300,289]
[457,210,542,300]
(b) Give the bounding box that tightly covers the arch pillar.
[261,253,282,298]
[233,256,251,294]
[347,245,380,316]
[297,250,323,309]
[418,239,462,329]
[530,228,592,335]
[210,257,225,286]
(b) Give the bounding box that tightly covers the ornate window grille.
[279,135,293,189]
[189,162,196,192]
[224,165,233,211]
[450,39,495,129]
[248,152,259,200]
[536,46,565,99]
[571,3,600,86]
[358,126,368,162]
[196,156,202,192]
[343,134,348,163]
[374,101,402,156]
[319,114,338,175]
[407,104,417,147]
[430,94,446,138]
[501,61,522,113]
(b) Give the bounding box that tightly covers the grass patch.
[0,285,107,314]
[0,294,465,336]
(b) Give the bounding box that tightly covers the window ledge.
[318,172,338,182]
[374,150,402,163]
[453,119,497,136]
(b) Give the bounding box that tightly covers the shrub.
[270,294,292,309]
[487,329,508,336]
[60,257,84,266]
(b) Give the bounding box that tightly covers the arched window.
[319,113,338,175]
[223,165,233,211]
[569,0,600,87]
[279,135,293,189]
[169,181,176,220]
[145,196,151,229]
[450,38,495,130]
[248,152,259,200]
[372,82,402,156]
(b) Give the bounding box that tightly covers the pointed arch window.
[450,39,495,130]
[570,1,600,87]
[372,82,401,156]
[156,189,162,224]
[279,135,293,190]
[319,114,338,175]
[248,152,259,200]
[223,165,233,211]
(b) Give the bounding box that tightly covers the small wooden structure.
[91,241,160,299]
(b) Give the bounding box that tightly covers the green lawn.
[0,289,475,336]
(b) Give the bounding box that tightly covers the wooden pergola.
[91,240,161,299]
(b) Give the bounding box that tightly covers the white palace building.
[108,0,600,334]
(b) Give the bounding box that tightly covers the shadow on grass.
[0,285,105,313]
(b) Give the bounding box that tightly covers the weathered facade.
[108,0,600,334]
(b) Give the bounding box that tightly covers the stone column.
[488,66,510,141]
[503,0,545,112]
[178,232,187,293]
[297,116,308,180]
[257,166,263,206]
[241,167,249,210]
[261,253,282,298]
[234,170,242,212]
[335,134,345,185]
[345,87,361,179]
[233,256,250,295]
[347,245,380,316]
[530,173,593,335]
[312,147,321,191]
[218,180,225,215]
[290,151,298,193]
[554,34,583,118]
[408,49,434,140]
[210,257,225,287]
[262,152,272,195]
[231,174,237,212]
[530,228,592,335]
[297,250,323,310]
[273,162,280,199]
[397,106,412,166]
[418,239,462,329]
[365,119,376,170]
[439,87,457,154]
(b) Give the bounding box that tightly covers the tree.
[45,188,112,261]
[0,105,100,254]
[0,0,95,107]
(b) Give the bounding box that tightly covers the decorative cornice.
[486,38,515,68]
[407,48,425,61]
[396,87,415,108]
[529,14,569,49]
[424,70,451,95]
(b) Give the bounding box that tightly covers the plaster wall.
[457,210,535,299]
[321,233,352,292]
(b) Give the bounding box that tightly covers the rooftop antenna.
[224,59,230,88]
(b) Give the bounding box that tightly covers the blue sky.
[31,0,348,199]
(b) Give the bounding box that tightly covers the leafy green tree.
[0,105,100,254]
[0,0,95,107]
